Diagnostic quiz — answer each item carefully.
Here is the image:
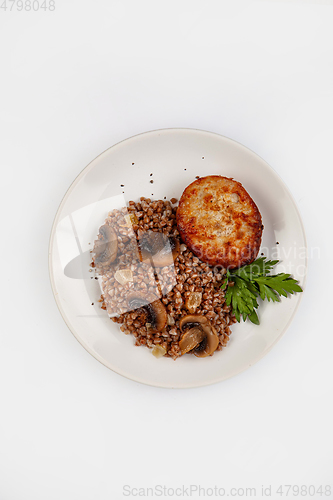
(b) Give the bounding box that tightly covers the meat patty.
[176,176,263,269]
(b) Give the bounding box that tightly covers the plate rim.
[48,127,307,388]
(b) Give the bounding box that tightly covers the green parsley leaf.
[221,257,303,325]
[255,274,302,298]
[230,257,279,280]
[248,309,260,325]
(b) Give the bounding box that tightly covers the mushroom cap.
[93,225,118,267]
[138,231,180,267]
[179,314,219,357]
[127,292,167,334]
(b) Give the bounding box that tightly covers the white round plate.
[49,128,306,388]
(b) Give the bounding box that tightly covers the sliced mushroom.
[93,225,118,267]
[138,231,180,267]
[179,327,205,355]
[194,324,219,358]
[127,292,167,334]
[179,314,219,357]
[179,314,209,331]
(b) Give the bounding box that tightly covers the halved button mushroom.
[127,292,167,334]
[93,225,118,267]
[179,314,209,330]
[179,327,205,355]
[194,323,219,358]
[138,231,180,267]
[179,314,219,357]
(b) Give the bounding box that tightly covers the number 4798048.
[0,0,55,10]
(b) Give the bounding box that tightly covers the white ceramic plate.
[49,129,307,388]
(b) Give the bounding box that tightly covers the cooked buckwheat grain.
[92,198,236,359]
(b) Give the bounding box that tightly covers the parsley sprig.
[221,257,303,325]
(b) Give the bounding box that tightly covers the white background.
[1,1,333,499]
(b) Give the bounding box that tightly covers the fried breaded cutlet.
[176,176,263,269]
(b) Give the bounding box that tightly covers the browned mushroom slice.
[179,314,219,357]
[138,231,162,262]
[138,231,180,267]
[93,225,118,267]
[179,327,205,355]
[153,236,180,267]
[179,314,209,331]
[127,292,167,334]
[194,324,219,358]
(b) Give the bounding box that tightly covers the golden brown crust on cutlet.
[176,176,263,269]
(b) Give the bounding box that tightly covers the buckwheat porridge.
[92,195,236,360]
